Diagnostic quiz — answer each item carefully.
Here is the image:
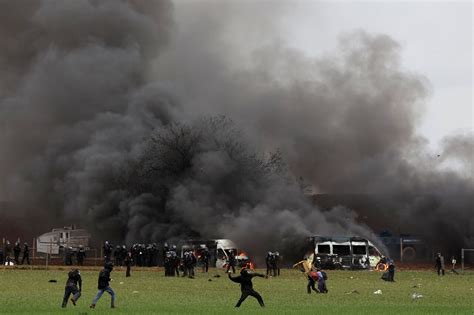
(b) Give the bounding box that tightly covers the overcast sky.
[278,0,472,150]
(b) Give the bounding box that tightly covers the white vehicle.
[36,226,91,254]
[306,236,385,269]
[178,239,251,268]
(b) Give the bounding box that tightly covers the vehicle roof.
[311,235,369,242]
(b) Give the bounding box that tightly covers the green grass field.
[0,267,473,314]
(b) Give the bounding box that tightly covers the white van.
[307,236,384,269]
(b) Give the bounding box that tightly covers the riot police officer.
[21,242,30,265]
[114,245,122,266]
[171,245,180,276]
[272,252,280,276]
[124,252,132,277]
[164,250,173,276]
[64,247,74,265]
[77,245,86,266]
[226,250,237,274]
[13,241,21,265]
[4,240,12,265]
[183,251,197,278]
[103,241,112,263]
[265,252,273,277]
[201,247,210,273]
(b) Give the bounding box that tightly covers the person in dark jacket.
[435,253,445,276]
[173,250,181,277]
[273,252,280,276]
[13,241,21,265]
[226,250,237,274]
[21,242,30,265]
[90,262,115,309]
[183,251,197,278]
[4,240,12,265]
[201,247,210,273]
[76,245,86,266]
[61,269,82,308]
[228,268,265,308]
[124,252,132,277]
[64,247,74,266]
[265,252,273,277]
[103,241,112,263]
[114,245,122,266]
[307,270,318,294]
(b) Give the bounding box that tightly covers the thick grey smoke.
[0,1,471,259]
[153,2,473,253]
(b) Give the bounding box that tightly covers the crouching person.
[381,261,395,282]
[307,270,318,294]
[316,269,328,293]
[62,269,82,308]
[90,262,116,309]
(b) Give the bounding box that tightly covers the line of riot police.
[103,241,159,267]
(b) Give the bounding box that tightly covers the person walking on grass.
[90,262,116,309]
[21,242,30,265]
[435,253,445,276]
[13,241,21,265]
[307,269,318,294]
[451,256,459,274]
[61,269,82,308]
[228,267,265,308]
[124,251,132,277]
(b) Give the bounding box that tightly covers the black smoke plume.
[0,1,471,259]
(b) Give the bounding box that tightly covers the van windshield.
[217,249,227,260]
[369,246,381,257]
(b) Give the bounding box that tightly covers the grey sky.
[280,0,473,149]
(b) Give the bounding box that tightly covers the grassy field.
[0,266,473,314]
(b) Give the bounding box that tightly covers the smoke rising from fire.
[0,1,472,257]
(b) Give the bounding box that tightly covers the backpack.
[321,271,328,280]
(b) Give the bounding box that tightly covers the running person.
[90,262,116,309]
[61,269,82,308]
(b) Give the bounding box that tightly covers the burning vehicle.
[303,235,385,270]
[36,226,91,254]
[178,239,253,269]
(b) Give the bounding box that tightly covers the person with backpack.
[316,268,328,293]
[307,269,318,294]
[61,269,82,308]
